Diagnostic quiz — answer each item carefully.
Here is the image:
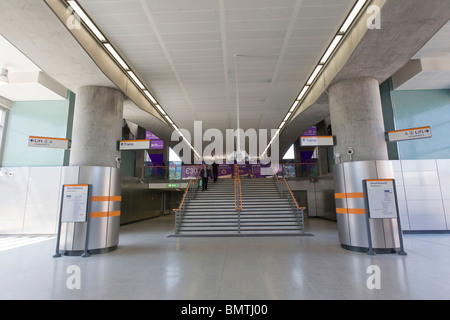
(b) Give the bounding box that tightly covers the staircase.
[176,178,304,235]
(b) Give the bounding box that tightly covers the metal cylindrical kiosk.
[58,166,121,255]
[334,161,402,253]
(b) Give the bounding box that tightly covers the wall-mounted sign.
[28,136,70,150]
[145,130,160,140]
[167,183,180,188]
[303,126,317,137]
[387,126,432,142]
[300,136,334,147]
[150,140,164,150]
[119,140,151,150]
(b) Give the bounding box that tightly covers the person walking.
[212,162,219,183]
[200,164,211,191]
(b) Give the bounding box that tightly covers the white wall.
[394,159,450,231]
[0,167,62,234]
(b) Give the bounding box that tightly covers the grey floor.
[1,215,450,300]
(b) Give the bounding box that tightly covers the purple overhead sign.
[145,130,160,140]
[150,140,164,150]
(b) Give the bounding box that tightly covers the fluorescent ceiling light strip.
[67,1,106,42]
[143,90,157,104]
[290,101,300,113]
[297,86,310,101]
[320,35,343,64]
[279,122,286,129]
[165,116,173,124]
[155,105,166,116]
[68,1,177,135]
[306,65,323,85]
[340,0,368,33]
[104,43,129,70]
[127,71,145,89]
[283,113,291,122]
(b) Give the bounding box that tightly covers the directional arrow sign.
[28,136,70,149]
[300,136,334,147]
[119,140,151,150]
[387,126,432,142]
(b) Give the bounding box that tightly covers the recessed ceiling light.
[127,71,145,90]
[283,113,292,122]
[306,65,323,85]
[290,101,300,113]
[155,104,166,115]
[340,0,368,33]
[67,0,106,42]
[297,86,310,101]
[104,43,129,70]
[165,116,173,124]
[0,68,9,85]
[320,35,343,64]
[143,90,157,104]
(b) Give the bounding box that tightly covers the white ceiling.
[78,0,355,134]
[0,35,67,101]
[394,19,450,90]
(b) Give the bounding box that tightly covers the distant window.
[282,144,295,160]
[169,147,182,162]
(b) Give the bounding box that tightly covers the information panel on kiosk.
[364,179,398,219]
[61,184,90,223]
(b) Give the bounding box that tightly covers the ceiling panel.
[78,0,356,136]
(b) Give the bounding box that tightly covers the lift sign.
[388,126,432,142]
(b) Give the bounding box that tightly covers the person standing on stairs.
[212,161,219,183]
[200,164,211,191]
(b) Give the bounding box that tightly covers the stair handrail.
[273,174,306,229]
[234,177,243,211]
[173,171,201,234]
[234,176,243,233]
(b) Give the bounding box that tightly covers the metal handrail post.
[235,177,243,234]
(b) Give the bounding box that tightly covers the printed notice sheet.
[61,184,89,222]
[365,179,398,219]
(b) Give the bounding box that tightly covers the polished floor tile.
[1,215,450,300]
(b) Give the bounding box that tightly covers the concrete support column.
[329,78,388,163]
[60,86,124,255]
[70,86,124,167]
[329,79,401,254]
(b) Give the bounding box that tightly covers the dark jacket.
[200,168,211,178]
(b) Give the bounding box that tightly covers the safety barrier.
[234,176,243,233]
[274,175,306,230]
[173,173,200,234]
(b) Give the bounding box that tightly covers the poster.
[218,164,233,179]
[169,161,182,180]
[182,165,200,180]
[283,164,296,178]
[61,184,89,222]
[365,179,398,219]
